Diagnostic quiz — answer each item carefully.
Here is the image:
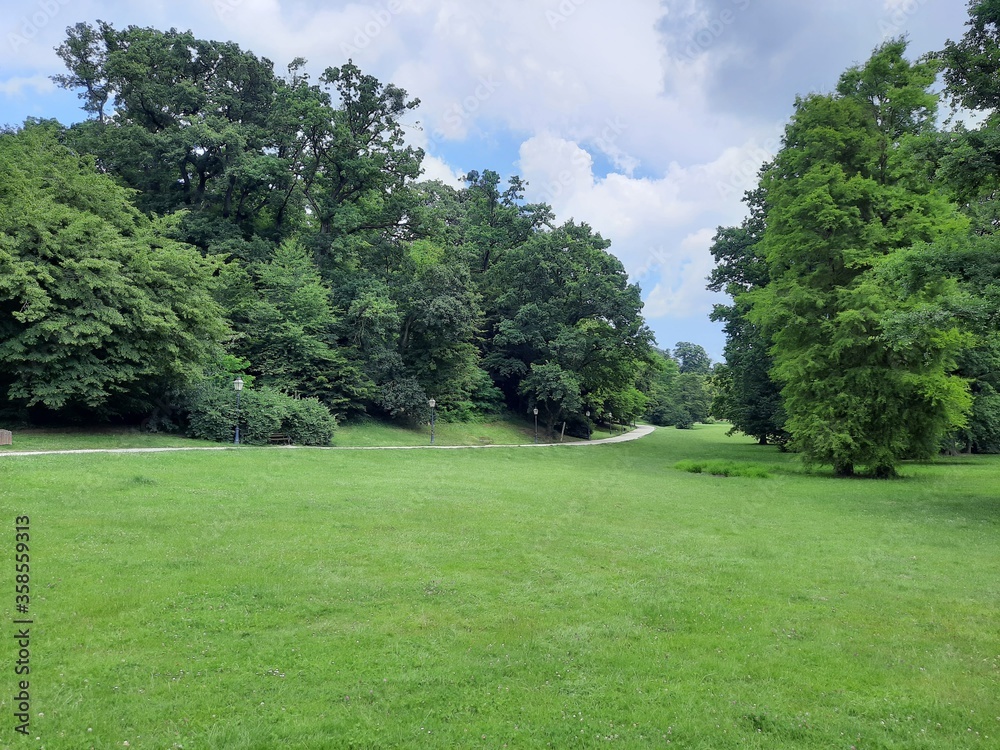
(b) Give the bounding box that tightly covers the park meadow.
[1,423,997,749]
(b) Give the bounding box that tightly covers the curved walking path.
[0,425,655,458]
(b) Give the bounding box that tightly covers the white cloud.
[417,152,464,187]
[641,228,721,319]
[0,75,55,97]
[517,129,781,327]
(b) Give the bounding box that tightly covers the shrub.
[182,381,336,445]
[283,397,336,445]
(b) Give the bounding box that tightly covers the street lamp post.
[533,407,539,444]
[585,410,591,440]
[428,398,436,444]
[233,377,244,445]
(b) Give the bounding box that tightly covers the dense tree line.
[0,22,658,442]
[709,1,1000,476]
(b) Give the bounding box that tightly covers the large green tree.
[932,1,1000,452]
[0,122,226,418]
[749,40,971,477]
[708,186,788,445]
[54,24,426,263]
[219,238,373,415]
[56,22,282,232]
[484,221,654,433]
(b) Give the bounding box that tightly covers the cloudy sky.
[0,0,971,359]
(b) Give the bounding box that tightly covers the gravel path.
[0,425,655,458]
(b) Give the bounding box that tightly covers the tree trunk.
[834,461,855,477]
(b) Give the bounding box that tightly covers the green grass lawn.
[333,417,608,447]
[0,416,615,452]
[0,424,997,748]
[0,427,222,453]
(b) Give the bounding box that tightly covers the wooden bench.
[268,434,293,445]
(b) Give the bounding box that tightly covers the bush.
[674,460,771,478]
[283,397,336,445]
[182,381,336,445]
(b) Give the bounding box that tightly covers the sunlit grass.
[0,424,996,748]
[0,427,221,452]
[0,415,616,453]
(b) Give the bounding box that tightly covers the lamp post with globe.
[233,377,244,445]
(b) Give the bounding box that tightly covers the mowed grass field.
[0,416,614,452]
[0,425,997,749]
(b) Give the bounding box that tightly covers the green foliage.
[485,220,654,424]
[604,386,649,426]
[748,40,973,477]
[707,188,789,445]
[397,259,483,414]
[38,23,656,434]
[673,459,772,478]
[641,350,683,426]
[519,362,583,436]
[459,169,552,273]
[673,341,711,374]
[375,376,430,424]
[940,0,1000,114]
[56,22,284,233]
[671,372,712,429]
[0,123,227,417]
[641,348,713,429]
[183,380,335,445]
[221,238,373,414]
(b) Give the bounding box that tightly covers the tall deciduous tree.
[56,22,281,229]
[708,185,788,445]
[0,122,226,417]
[483,221,654,431]
[673,342,711,375]
[749,40,971,476]
[936,1,1000,452]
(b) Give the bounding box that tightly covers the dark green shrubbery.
[183,381,336,445]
